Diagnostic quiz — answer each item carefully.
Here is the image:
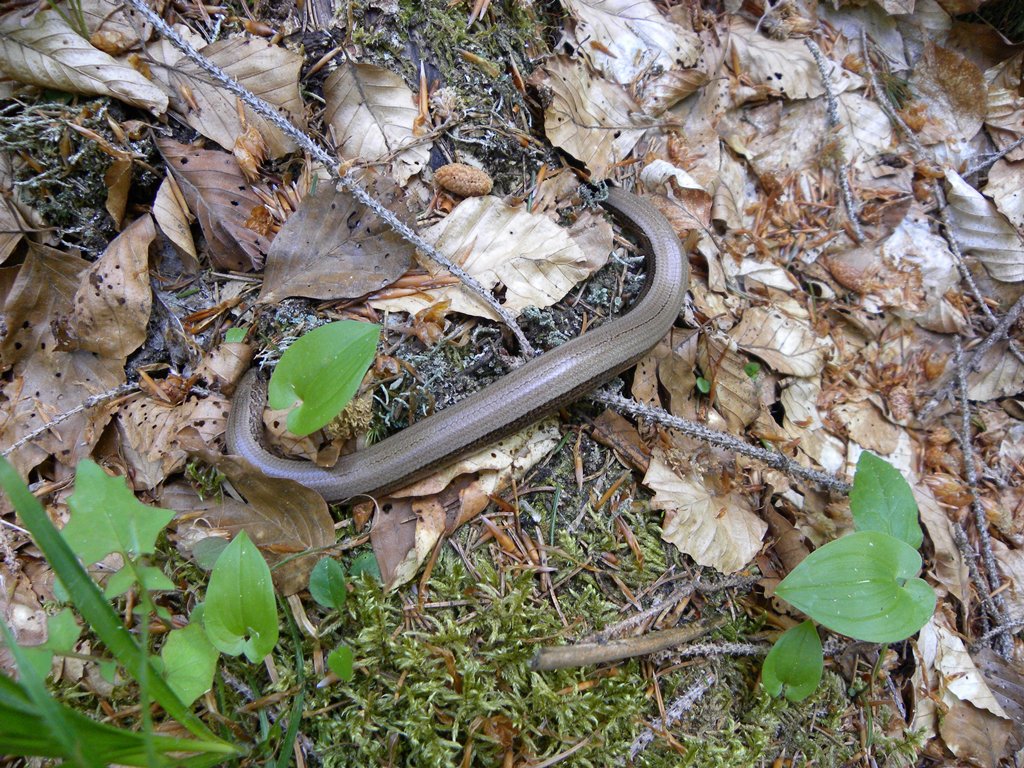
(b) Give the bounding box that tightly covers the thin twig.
[805,38,865,244]
[593,391,852,494]
[917,292,1024,421]
[965,135,1024,177]
[1,383,139,458]
[627,671,715,763]
[954,338,1013,657]
[124,0,536,358]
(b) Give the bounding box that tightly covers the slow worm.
[226,188,689,501]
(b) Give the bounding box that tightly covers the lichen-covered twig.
[594,391,852,494]
[124,0,536,358]
[954,338,1013,657]
[805,38,865,244]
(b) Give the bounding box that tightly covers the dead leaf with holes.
[116,394,230,491]
[324,62,430,185]
[945,169,1024,283]
[559,0,701,86]
[259,181,415,302]
[538,56,646,180]
[0,245,124,477]
[60,215,154,360]
[168,447,335,596]
[730,307,831,378]
[149,35,304,159]
[371,195,611,319]
[157,138,273,271]
[645,450,767,574]
[367,419,560,588]
[727,18,861,102]
[0,11,167,114]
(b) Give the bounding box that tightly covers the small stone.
[434,163,493,197]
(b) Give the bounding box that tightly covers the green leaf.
[743,362,761,378]
[203,531,279,662]
[20,608,84,679]
[104,565,175,599]
[349,552,381,581]
[327,645,354,682]
[849,452,923,549]
[161,623,219,706]
[0,457,230,747]
[224,327,247,343]
[761,621,823,701]
[308,558,348,610]
[776,531,935,643]
[192,537,229,570]
[696,376,711,394]
[268,320,381,437]
[63,460,175,564]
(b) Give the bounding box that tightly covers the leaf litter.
[1,0,1024,765]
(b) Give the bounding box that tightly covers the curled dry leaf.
[560,0,701,86]
[371,195,610,319]
[730,306,831,377]
[152,175,198,267]
[434,163,493,197]
[259,182,414,302]
[966,341,1024,401]
[152,36,305,159]
[945,169,1024,283]
[983,159,1024,232]
[645,451,767,574]
[0,11,167,114]
[324,62,430,186]
[157,138,273,271]
[540,56,646,180]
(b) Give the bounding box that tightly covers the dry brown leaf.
[153,36,304,159]
[780,377,845,475]
[915,484,968,605]
[646,451,766,573]
[194,342,253,394]
[62,215,154,359]
[80,0,152,55]
[324,62,429,185]
[908,40,986,146]
[984,52,1024,158]
[168,453,334,596]
[540,56,646,180]
[371,195,609,319]
[639,68,709,116]
[833,399,900,456]
[116,394,229,491]
[0,12,167,114]
[588,409,650,475]
[945,169,1024,283]
[698,333,759,431]
[560,0,701,86]
[992,539,1024,625]
[259,182,414,302]
[157,138,273,271]
[730,307,831,377]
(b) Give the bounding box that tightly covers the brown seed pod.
[434,163,493,197]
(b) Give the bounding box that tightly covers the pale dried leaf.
[646,452,766,573]
[156,37,304,158]
[945,169,1024,283]
[834,399,900,455]
[916,485,968,604]
[324,62,429,185]
[992,539,1024,624]
[835,91,897,171]
[639,67,709,116]
[541,56,646,180]
[966,341,1024,400]
[80,0,152,55]
[152,175,198,265]
[0,12,167,114]
[727,18,862,101]
[371,195,608,319]
[983,159,1024,232]
[730,307,830,377]
[697,334,759,431]
[561,0,701,85]
[780,377,845,475]
[260,183,414,302]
